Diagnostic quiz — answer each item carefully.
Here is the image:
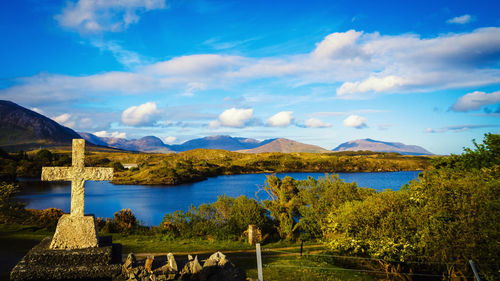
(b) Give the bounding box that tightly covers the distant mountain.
[78,132,109,146]
[0,100,81,150]
[168,135,274,152]
[332,138,433,155]
[80,133,173,153]
[238,138,330,153]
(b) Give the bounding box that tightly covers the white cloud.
[217,108,254,128]
[343,115,367,129]
[267,111,293,127]
[425,124,499,133]
[31,107,45,114]
[121,102,161,126]
[450,90,500,112]
[305,118,332,128]
[94,130,127,138]
[447,14,472,24]
[79,117,93,129]
[145,54,245,77]
[182,82,207,97]
[53,113,71,124]
[56,0,167,33]
[90,40,144,67]
[208,120,221,129]
[2,28,500,105]
[162,136,177,144]
[312,30,365,60]
[337,75,406,96]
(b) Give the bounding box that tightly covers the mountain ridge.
[0,100,81,150]
[333,138,433,155]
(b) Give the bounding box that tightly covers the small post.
[256,243,263,281]
[300,240,304,257]
[469,260,481,281]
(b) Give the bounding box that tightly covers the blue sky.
[1,0,499,154]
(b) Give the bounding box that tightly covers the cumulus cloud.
[337,75,406,96]
[267,111,293,127]
[312,30,365,60]
[31,107,45,114]
[94,130,127,138]
[56,0,167,33]
[162,136,177,144]
[450,90,500,112]
[305,118,332,128]
[447,14,472,24]
[53,113,76,128]
[217,108,254,128]
[121,102,161,126]
[343,115,367,129]
[53,113,71,124]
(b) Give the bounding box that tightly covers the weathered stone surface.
[155,253,178,274]
[247,225,261,245]
[10,237,122,281]
[49,214,99,249]
[41,139,113,250]
[119,252,246,281]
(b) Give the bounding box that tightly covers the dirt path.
[130,244,325,258]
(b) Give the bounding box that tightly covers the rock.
[49,214,100,249]
[155,253,178,275]
[200,252,246,281]
[145,255,155,273]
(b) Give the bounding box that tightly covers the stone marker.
[42,139,113,249]
[10,139,122,281]
[247,224,261,245]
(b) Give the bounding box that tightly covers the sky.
[1,0,499,154]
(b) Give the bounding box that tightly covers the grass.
[244,255,376,281]
[0,224,53,280]
[0,223,376,281]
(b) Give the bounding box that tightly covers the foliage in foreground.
[323,133,499,280]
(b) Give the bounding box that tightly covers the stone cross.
[42,139,113,217]
[41,139,113,249]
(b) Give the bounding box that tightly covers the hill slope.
[0,100,81,150]
[238,138,329,153]
[333,138,433,155]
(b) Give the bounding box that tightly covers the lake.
[17,171,420,226]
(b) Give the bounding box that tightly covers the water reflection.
[17,171,420,226]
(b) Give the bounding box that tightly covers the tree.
[260,176,300,240]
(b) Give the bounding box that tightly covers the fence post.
[469,260,481,281]
[300,240,304,257]
[256,243,263,281]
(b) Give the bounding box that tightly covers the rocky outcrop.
[120,251,246,281]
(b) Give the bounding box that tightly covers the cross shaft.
[41,139,113,217]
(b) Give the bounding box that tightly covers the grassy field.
[0,223,377,281]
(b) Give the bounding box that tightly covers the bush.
[0,182,28,223]
[26,208,63,228]
[112,162,125,171]
[160,195,273,240]
[113,208,137,233]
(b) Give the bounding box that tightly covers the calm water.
[17,171,420,226]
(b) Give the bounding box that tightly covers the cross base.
[50,214,99,250]
[10,237,122,281]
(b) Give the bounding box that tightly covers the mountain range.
[0,100,433,155]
